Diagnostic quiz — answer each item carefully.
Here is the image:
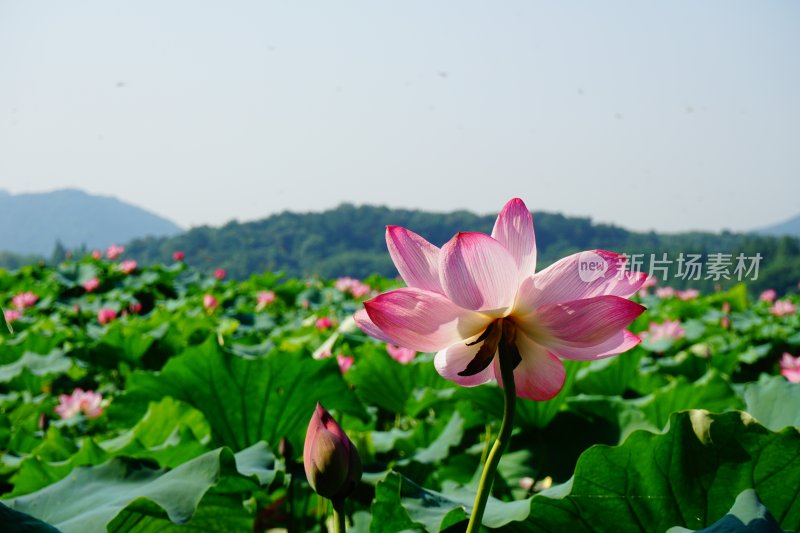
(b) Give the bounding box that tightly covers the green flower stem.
[332,498,346,533]
[466,329,517,533]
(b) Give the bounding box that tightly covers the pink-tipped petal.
[354,308,403,345]
[535,295,645,347]
[440,232,519,315]
[386,226,443,293]
[515,250,647,313]
[434,332,497,387]
[548,330,641,361]
[491,198,537,279]
[363,288,491,353]
[494,333,566,401]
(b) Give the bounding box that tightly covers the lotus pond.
[0,253,798,532]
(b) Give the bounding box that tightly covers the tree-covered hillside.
[119,204,800,295]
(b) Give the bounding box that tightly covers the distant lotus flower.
[12,292,38,310]
[4,309,22,323]
[335,277,371,299]
[336,355,354,374]
[760,289,777,303]
[304,403,362,501]
[256,290,276,310]
[106,244,125,260]
[780,353,800,383]
[119,260,137,274]
[214,268,226,281]
[335,277,355,292]
[720,316,730,330]
[316,317,333,330]
[356,198,646,400]
[91,249,102,260]
[677,289,699,301]
[318,349,353,374]
[722,301,731,314]
[641,319,685,343]
[97,308,117,325]
[129,301,142,314]
[83,277,100,292]
[54,388,104,420]
[770,300,797,317]
[350,282,371,299]
[655,287,676,299]
[386,344,416,364]
[173,250,185,261]
[203,294,218,311]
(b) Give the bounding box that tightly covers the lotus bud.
[303,402,361,501]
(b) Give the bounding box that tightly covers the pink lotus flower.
[335,277,355,292]
[129,301,142,314]
[336,354,355,374]
[318,349,353,373]
[641,319,685,342]
[770,300,797,317]
[355,198,646,401]
[97,308,117,325]
[173,250,185,261]
[119,260,137,274]
[91,249,102,260]
[106,244,125,260]
[760,289,777,304]
[203,294,218,311]
[4,309,22,323]
[335,277,371,298]
[350,283,371,299]
[12,292,38,310]
[655,286,676,299]
[256,290,276,310]
[214,268,226,281]
[316,317,333,330]
[386,343,416,364]
[676,289,699,301]
[83,277,100,292]
[780,353,800,383]
[54,388,104,419]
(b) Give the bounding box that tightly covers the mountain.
[755,213,800,238]
[0,188,182,256]
[123,203,800,295]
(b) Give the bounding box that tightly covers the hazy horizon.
[2,1,798,234]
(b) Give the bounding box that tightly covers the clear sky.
[1,1,798,233]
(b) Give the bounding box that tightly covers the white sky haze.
[1,1,798,233]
